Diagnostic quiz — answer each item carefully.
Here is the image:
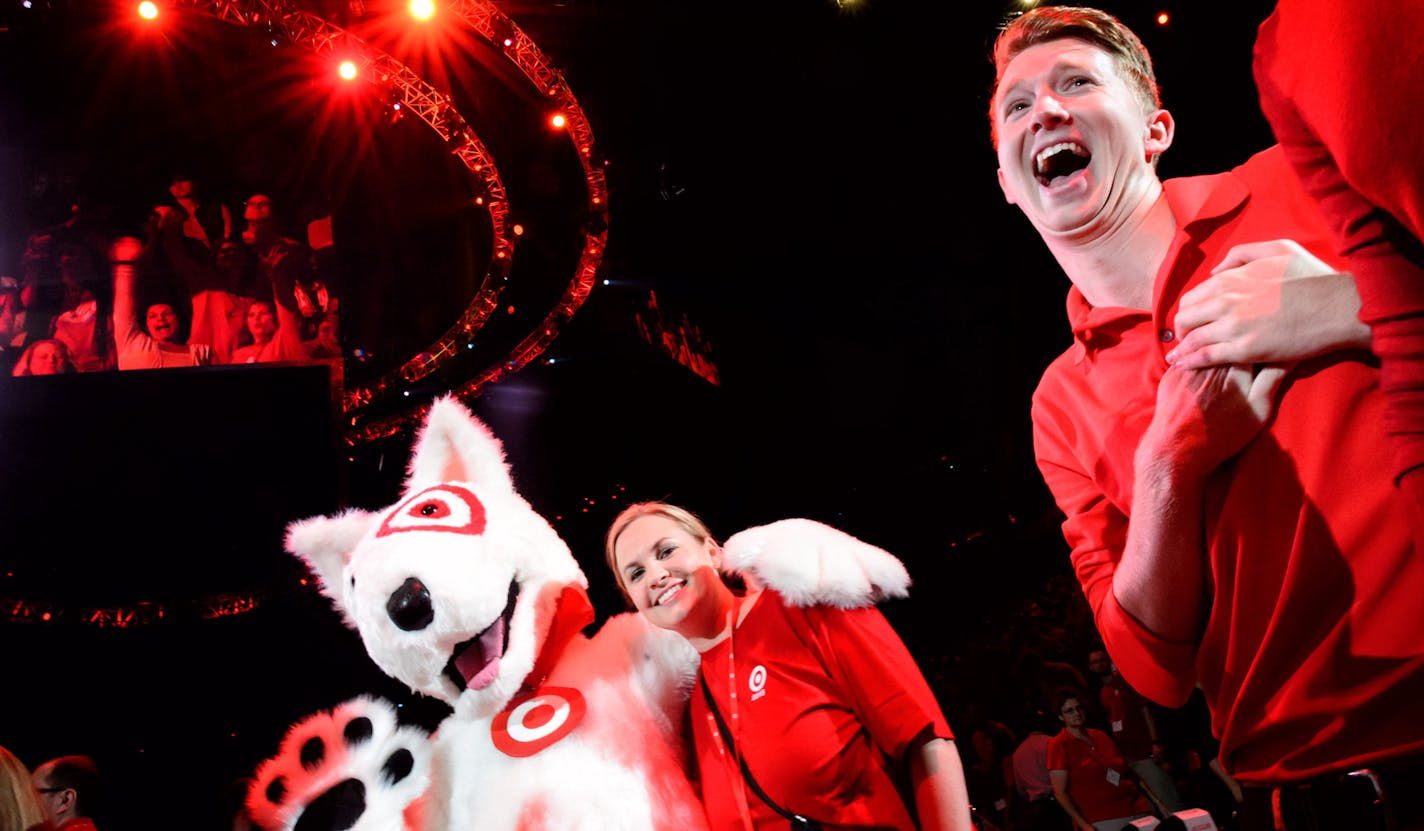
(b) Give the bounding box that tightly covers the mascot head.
[286,396,590,717]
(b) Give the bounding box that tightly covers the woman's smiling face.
[612,512,721,634]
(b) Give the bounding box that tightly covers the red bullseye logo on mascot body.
[491,687,586,757]
[376,484,487,537]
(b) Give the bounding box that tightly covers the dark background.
[0,0,1278,826]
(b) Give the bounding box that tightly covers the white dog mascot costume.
[248,395,912,831]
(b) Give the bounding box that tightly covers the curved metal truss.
[179,0,610,444]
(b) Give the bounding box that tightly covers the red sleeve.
[1045,733,1068,772]
[1255,3,1424,485]
[802,603,954,764]
[1032,392,1198,708]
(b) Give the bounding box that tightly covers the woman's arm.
[1049,769,1094,831]
[909,737,973,831]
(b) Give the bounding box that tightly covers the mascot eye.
[376,484,488,538]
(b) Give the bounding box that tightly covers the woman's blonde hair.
[11,338,76,377]
[0,745,47,831]
[603,501,716,597]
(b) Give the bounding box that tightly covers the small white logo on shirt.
[748,664,767,701]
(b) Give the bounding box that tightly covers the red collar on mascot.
[491,584,595,758]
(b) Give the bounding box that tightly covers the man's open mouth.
[1035,141,1090,187]
[443,581,518,692]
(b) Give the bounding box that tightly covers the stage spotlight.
[409,0,434,20]
[138,0,158,19]
[338,60,358,80]
[1156,11,1170,25]
[550,113,566,129]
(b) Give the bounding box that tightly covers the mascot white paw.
[248,695,432,831]
[722,517,911,608]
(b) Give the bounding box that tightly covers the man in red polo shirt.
[987,7,1424,830]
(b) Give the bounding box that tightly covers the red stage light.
[550,113,566,129]
[339,60,358,80]
[1157,11,1170,25]
[409,0,434,20]
[138,0,158,19]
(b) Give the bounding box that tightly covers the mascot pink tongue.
[454,617,505,690]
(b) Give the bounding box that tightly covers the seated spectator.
[11,338,76,377]
[31,754,101,831]
[1047,690,1154,831]
[48,242,114,372]
[0,743,49,831]
[110,236,216,370]
[229,298,303,364]
[0,285,27,375]
[303,310,342,362]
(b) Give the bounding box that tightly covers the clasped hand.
[1144,362,1286,479]
[1165,239,1367,369]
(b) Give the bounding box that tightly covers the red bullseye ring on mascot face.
[376,484,487,538]
[491,687,586,757]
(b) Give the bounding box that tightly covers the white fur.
[722,517,911,608]
[249,695,432,831]
[267,396,708,831]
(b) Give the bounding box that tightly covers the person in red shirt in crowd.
[987,6,1424,830]
[606,501,971,831]
[1047,691,1152,831]
[31,755,101,831]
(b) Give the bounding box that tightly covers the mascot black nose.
[387,577,434,631]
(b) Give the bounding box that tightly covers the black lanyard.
[700,674,822,831]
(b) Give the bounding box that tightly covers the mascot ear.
[404,396,515,495]
[286,509,377,621]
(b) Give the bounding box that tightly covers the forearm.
[1114,442,1210,644]
[1050,777,1090,830]
[910,738,973,831]
[111,262,139,339]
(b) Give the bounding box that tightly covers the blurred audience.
[11,338,77,377]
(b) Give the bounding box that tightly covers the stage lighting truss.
[178,0,610,445]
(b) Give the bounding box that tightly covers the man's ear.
[1145,108,1175,160]
[997,167,1018,206]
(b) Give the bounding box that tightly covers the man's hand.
[1166,239,1369,369]
[1141,362,1286,481]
